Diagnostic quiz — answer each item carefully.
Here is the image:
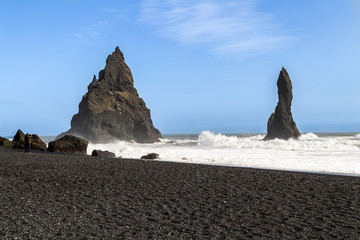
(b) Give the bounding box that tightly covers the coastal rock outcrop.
[92,150,116,158]
[141,153,160,160]
[58,47,162,143]
[12,129,26,149]
[0,137,13,148]
[0,137,8,145]
[12,129,47,151]
[48,135,88,155]
[264,67,300,140]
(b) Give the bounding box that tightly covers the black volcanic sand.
[1,147,360,239]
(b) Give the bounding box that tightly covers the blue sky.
[1,0,359,136]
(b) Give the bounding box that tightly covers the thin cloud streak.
[69,20,108,45]
[140,0,294,57]
[103,8,119,13]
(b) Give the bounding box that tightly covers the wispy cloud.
[103,7,129,21]
[70,20,108,45]
[103,7,119,13]
[140,0,294,57]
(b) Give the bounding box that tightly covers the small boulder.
[0,136,9,145]
[29,134,47,151]
[3,140,14,148]
[13,129,25,143]
[12,129,26,148]
[0,137,14,148]
[47,135,89,155]
[92,150,116,158]
[141,153,159,160]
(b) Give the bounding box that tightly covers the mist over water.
[86,131,360,176]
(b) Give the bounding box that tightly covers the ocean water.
[83,131,360,176]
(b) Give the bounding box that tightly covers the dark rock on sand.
[58,46,162,143]
[265,67,300,140]
[92,150,116,158]
[29,134,47,151]
[141,153,159,160]
[0,137,8,145]
[48,135,88,155]
[12,129,47,151]
[0,137,13,148]
[12,129,25,146]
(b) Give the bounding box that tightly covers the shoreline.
[3,146,360,178]
[1,148,360,238]
[176,161,360,178]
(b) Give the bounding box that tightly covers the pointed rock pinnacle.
[264,67,300,140]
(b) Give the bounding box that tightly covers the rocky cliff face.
[264,67,300,140]
[58,47,162,143]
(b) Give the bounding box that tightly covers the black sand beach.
[1,147,360,239]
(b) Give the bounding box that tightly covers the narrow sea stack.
[265,67,300,140]
[58,47,162,143]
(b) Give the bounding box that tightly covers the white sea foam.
[87,131,360,175]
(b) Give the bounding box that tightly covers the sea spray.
[197,131,241,148]
[87,131,360,175]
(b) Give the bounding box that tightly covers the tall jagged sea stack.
[265,67,300,140]
[58,47,162,143]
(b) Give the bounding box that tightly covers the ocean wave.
[197,131,240,148]
[86,131,360,175]
[160,138,197,146]
[299,132,318,140]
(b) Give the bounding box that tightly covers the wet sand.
[1,147,360,239]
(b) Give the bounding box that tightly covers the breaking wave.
[87,131,360,175]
